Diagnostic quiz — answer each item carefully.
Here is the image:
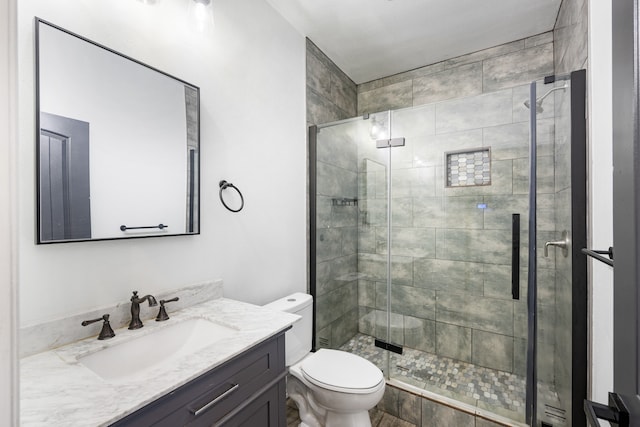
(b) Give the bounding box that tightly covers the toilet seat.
[300,349,384,394]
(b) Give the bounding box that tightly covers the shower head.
[523,98,544,113]
[523,83,569,113]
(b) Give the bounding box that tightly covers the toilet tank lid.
[263,292,312,313]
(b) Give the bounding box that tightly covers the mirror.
[35,18,200,243]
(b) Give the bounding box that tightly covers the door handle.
[544,230,570,257]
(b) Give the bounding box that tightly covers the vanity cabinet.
[110,332,287,427]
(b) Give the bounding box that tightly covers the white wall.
[587,0,614,403]
[0,0,18,423]
[18,0,307,326]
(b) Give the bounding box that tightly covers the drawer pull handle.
[191,383,239,417]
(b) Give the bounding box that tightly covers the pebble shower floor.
[340,334,565,425]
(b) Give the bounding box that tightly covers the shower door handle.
[512,214,520,300]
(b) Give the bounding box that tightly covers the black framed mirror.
[35,18,200,243]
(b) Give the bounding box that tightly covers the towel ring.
[219,180,244,212]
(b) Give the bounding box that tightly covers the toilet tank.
[263,293,312,366]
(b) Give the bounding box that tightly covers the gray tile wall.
[307,39,359,349]
[357,32,554,115]
[377,383,513,427]
[306,39,357,126]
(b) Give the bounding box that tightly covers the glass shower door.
[313,114,391,379]
[386,91,533,423]
[532,72,587,427]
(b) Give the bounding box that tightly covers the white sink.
[78,318,237,382]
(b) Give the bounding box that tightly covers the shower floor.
[340,334,565,425]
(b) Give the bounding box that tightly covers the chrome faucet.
[128,291,158,329]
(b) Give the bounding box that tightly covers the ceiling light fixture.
[189,0,214,32]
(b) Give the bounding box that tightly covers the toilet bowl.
[264,293,385,427]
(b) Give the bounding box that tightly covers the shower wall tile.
[482,195,528,230]
[513,302,527,339]
[392,104,436,137]
[316,161,358,198]
[330,307,359,348]
[413,62,483,106]
[358,280,376,308]
[316,195,332,228]
[358,226,377,253]
[443,196,485,229]
[315,227,343,262]
[403,316,436,353]
[359,62,445,94]
[413,196,445,228]
[315,281,357,331]
[483,122,529,160]
[331,205,358,228]
[341,226,358,255]
[555,124,572,193]
[392,168,437,199]
[482,43,554,92]
[435,229,511,264]
[307,87,345,125]
[317,127,358,171]
[398,388,422,425]
[554,0,588,75]
[358,80,413,115]
[376,227,436,258]
[361,198,387,227]
[357,306,375,336]
[391,284,436,320]
[512,155,555,195]
[378,385,400,417]
[306,39,357,125]
[421,398,475,427]
[472,330,514,372]
[315,254,357,296]
[331,72,358,116]
[525,31,554,48]
[392,198,414,227]
[436,293,514,335]
[436,322,472,363]
[482,264,516,300]
[414,258,484,295]
[443,40,524,70]
[435,89,513,134]
[306,45,332,98]
[513,337,527,376]
[371,310,406,344]
[358,253,414,285]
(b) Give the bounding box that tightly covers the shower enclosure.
[310,71,586,426]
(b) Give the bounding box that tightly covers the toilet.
[264,293,385,427]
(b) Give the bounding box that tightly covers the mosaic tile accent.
[340,334,564,425]
[446,149,491,187]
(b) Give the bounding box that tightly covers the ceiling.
[266,0,563,84]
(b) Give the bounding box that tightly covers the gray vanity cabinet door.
[109,333,286,427]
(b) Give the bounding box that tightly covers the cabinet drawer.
[110,333,285,427]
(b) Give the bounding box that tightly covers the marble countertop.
[20,298,300,426]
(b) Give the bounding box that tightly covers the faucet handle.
[156,297,180,322]
[82,314,116,340]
